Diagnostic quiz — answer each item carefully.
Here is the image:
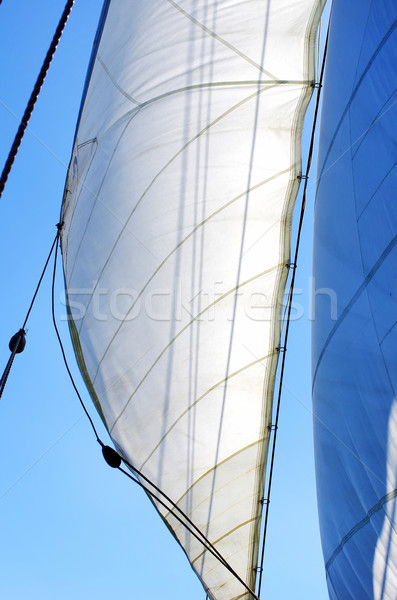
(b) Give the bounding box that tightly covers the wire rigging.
[0,0,76,200]
[256,22,330,598]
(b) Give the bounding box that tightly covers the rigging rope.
[51,229,101,442]
[0,331,25,400]
[118,465,260,600]
[256,22,330,598]
[0,226,60,399]
[0,0,76,200]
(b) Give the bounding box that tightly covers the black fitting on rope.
[0,329,27,399]
[9,329,26,354]
[260,497,269,506]
[285,262,296,270]
[56,221,64,232]
[297,174,308,181]
[267,424,278,432]
[275,346,286,353]
[102,444,122,468]
[311,81,322,89]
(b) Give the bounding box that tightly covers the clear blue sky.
[0,1,329,598]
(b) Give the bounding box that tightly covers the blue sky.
[0,1,329,598]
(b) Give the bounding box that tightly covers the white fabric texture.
[61,1,322,598]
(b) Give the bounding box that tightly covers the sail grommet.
[9,329,26,354]
[102,445,122,468]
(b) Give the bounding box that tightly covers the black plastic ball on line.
[102,445,122,468]
[9,330,26,354]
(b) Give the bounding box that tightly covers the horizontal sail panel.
[61,1,323,598]
[313,1,397,598]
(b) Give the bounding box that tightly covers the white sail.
[61,1,323,598]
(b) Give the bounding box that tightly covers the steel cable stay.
[50,235,260,600]
[255,22,330,599]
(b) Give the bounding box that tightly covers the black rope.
[117,465,260,600]
[0,339,20,400]
[117,454,226,565]
[0,226,60,399]
[22,228,61,330]
[256,23,330,598]
[115,451,260,598]
[51,228,101,442]
[0,0,76,199]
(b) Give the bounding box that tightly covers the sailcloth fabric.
[313,1,397,599]
[61,1,322,598]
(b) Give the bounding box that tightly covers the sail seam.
[73,84,279,333]
[91,168,291,382]
[357,160,397,222]
[317,16,397,183]
[66,113,142,286]
[96,81,291,145]
[168,439,265,512]
[92,80,308,145]
[349,96,397,409]
[109,269,281,433]
[379,320,397,347]
[199,3,276,571]
[352,89,397,163]
[191,518,256,566]
[312,231,397,388]
[95,79,308,143]
[101,80,308,124]
[166,0,279,81]
[96,54,140,105]
[139,354,271,470]
[325,488,397,571]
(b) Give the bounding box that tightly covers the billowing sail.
[61,1,323,598]
[313,1,397,598]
